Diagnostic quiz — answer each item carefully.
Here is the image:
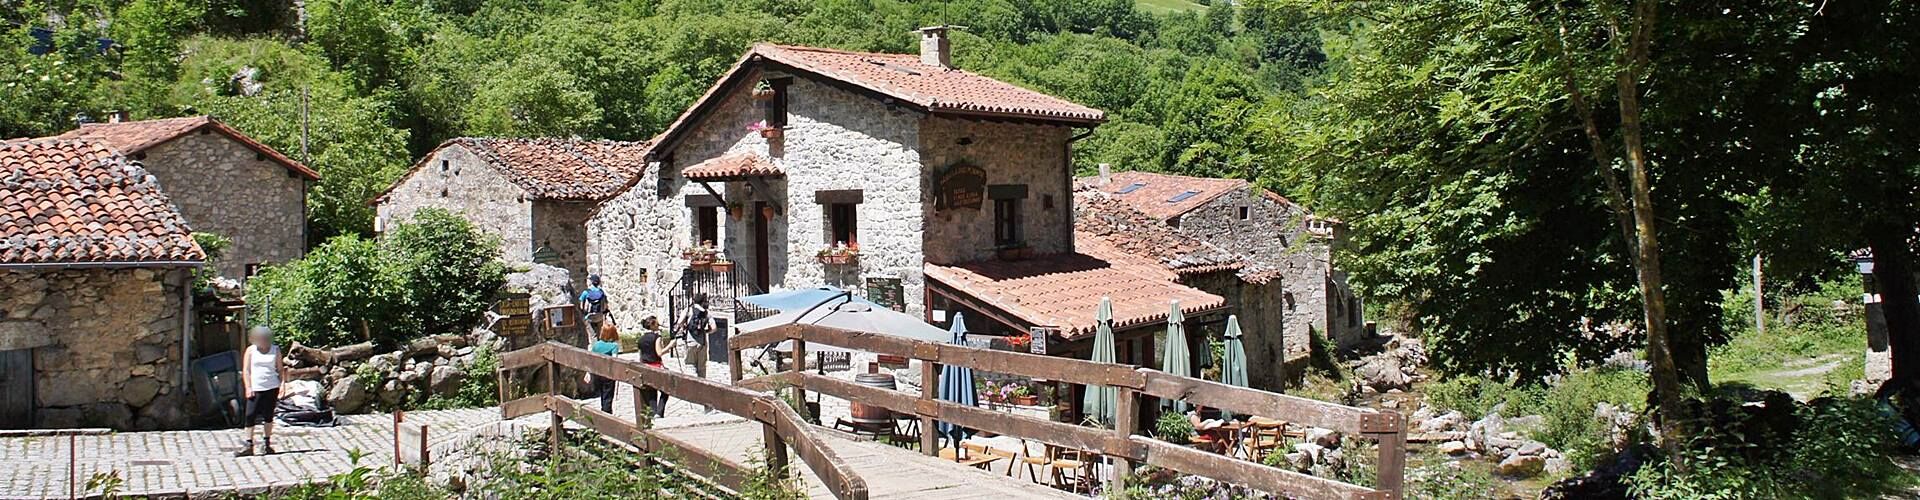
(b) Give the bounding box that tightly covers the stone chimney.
[1098,163,1112,186]
[916,26,952,69]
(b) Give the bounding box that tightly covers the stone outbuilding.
[1087,170,1369,349]
[374,137,650,288]
[51,115,318,279]
[0,139,205,430]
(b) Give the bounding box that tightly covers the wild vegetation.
[246,208,506,349]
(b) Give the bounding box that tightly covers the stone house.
[52,115,318,279]
[374,138,650,289]
[0,139,205,430]
[1088,170,1368,349]
[589,27,1116,335]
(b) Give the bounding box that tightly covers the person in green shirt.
[587,321,621,413]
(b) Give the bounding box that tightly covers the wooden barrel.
[849,372,898,425]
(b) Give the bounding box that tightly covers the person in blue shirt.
[579,274,609,332]
[587,321,621,413]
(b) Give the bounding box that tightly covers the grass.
[1135,0,1210,14]
[1709,274,1867,398]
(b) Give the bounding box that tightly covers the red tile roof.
[376,138,652,203]
[52,116,321,180]
[652,43,1104,155]
[1087,171,1249,221]
[1075,188,1246,275]
[682,151,781,181]
[0,140,204,265]
[756,44,1104,123]
[925,236,1226,340]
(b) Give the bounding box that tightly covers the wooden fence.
[728,323,1405,500]
[498,342,869,500]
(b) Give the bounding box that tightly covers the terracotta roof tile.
[52,116,321,180]
[378,138,652,203]
[682,151,781,181]
[925,236,1226,340]
[1075,187,1247,274]
[0,140,204,265]
[756,44,1105,123]
[1085,171,1248,221]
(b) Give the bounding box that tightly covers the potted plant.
[816,242,859,265]
[761,205,778,219]
[747,120,782,140]
[710,252,734,272]
[1155,411,1195,446]
[1011,385,1038,406]
[1004,332,1032,352]
[727,201,744,220]
[751,80,777,101]
[684,241,717,268]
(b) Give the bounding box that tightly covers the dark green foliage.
[248,209,504,348]
[1627,395,1910,499]
[1153,410,1194,445]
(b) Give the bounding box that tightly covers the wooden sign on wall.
[495,294,532,336]
[935,163,985,210]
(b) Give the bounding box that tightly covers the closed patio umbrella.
[1082,297,1118,427]
[937,313,977,449]
[1161,300,1191,413]
[1220,315,1249,420]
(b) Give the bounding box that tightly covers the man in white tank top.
[236,326,285,456]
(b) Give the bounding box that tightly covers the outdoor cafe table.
[938,446,1004,469]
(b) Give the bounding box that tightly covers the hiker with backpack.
[579,274,610,333]
[678,293,712,380]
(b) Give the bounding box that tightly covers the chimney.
[916,26,952,69]
[108,110,129,123]
[1098,163,1112,186]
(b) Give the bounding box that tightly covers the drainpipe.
[180,268,195,407]
[1064,126,1097,252]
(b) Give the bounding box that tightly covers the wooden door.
[0,349,32,428]
[752,201,771,291]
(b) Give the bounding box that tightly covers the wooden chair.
[1051,446,1099,494]
[1243,418,1287,461]
[961,441,1018,475]
[1015,439,1055,484]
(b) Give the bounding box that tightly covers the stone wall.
[0,267,191,430]
[1177,188,1367,349]
[531,200,596,291]
[376,145,535,262]
[920,118,1073,264]
[585,164,680,329]
[140,132,306,278]
[1179,271,1301,392]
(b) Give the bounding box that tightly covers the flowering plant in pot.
[709,252,734,272]
[816,241,859,265]
[1011,384,1038,406]
[747,120,782,139]
[683,241,718,267]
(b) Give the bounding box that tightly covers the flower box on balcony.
[817,252,857,266]
[710,260,734,272]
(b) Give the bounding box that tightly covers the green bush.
[1154,411,1195,445]
[1626,396,1909,500]
[248,209,505,348]
[1427,366,1646,470]
[1424,374,1543,420]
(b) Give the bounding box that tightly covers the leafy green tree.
[383,209,509,342]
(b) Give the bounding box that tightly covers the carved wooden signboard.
[495,294,531,336]
[935,163,985,210]
[866,277,905,312]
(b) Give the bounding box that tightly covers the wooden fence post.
[1363,412,1406,499]
[919,359,940,456]
[729,347,744,384]
[792,339,808,417]
[547,359,562,454]
[763,422,789,478]
[1109,388,1137,492]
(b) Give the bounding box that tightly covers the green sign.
[866,277,904,312]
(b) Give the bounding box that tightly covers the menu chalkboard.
[866,277,905,312]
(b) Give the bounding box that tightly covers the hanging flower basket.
[751,81,777,101]
[728,205,744,220]
[761,206,778,219]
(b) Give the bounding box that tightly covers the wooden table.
[938,447,1004,469]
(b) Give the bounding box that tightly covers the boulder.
[430,366,467,396]
[367,353,397,373]
[437,343,460,359]
[1306,428,1343,449]
[1437,441,1470,455]
[504,263,574,309]
[1518,441,1547,456]
[1285,452,1312,471]
[1546,457,1571,475]
[399,368,423,385]
[1411,406,1435,421]
[1419,411,1466,433]
[1496,454,1546,478]
[378,379,406,406]
[328,377,371,413]
[1291,442,1325,463]
[1356,356,1409,391]
[405,337,441,359]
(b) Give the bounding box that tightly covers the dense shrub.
[1626,395,1908,500]
[1426,365,1647,469]
[248,209,505,348]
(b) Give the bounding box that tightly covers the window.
[1116,182,1147,194]
[1167,190,1202,203]
[828,203,857,245]
[1239,206,1250,220]
[765,78,791,128]
[696,206,719,246]
[994,198,1022,247]
[1042,194,1054,210]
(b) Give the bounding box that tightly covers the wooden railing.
[729,323,1406,500]
[498,342,869,500]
